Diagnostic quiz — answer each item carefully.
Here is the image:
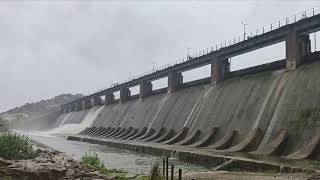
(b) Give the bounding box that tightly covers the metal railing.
[81,8,319,97]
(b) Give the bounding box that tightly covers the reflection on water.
[29,135,210,175]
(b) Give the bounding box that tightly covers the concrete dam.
[41,10,320,168]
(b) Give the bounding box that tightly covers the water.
[29,134,210,175]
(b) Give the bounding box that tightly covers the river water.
[28,134,210,175]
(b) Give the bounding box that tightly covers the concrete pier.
[168,71,183,93]
[286,26,311,70]
[120,87,131,104]
[76,102,82,111]
[140,81,152,99]
[105,93,114,105]
[83,99,92,110]
[93,96,103,106]
[211,57,230,84]
[68,105,72,113]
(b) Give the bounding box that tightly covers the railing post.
[313,8,314,16]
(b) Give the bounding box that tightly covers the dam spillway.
[52,53,320,163]
[32,10,320,169]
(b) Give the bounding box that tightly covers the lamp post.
[152,61,156,71]
[241,21,248,40]
[187,47,191,60]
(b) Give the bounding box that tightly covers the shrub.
[0,117,8,132]
[0,133,37,160]
[149,162,164,180]
[81,151,127,176]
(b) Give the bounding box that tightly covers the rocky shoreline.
[0,146,114,180]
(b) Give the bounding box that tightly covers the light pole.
[152,61,156,71]
[187,47,191,60]
[241,21,248,40]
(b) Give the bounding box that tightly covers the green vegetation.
[81,151,127,178]
[0,117,8,132]
[81,152,165,180]
[136,162,164,180]
[0,133,37,160]
[312,160,320,166]
[148,162,164,180]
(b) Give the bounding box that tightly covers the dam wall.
[51,57,320,160]
[46,12,320,160]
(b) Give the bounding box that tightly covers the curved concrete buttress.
[94,127,106,136]
[207,130,238,150]
[91,127,105,136]
[127,127,147,140]
[95,127,110,137]
[114,127,133,139]
[224,128,263,152]
[86,126,99,136]
[252,129,288,155]
[81,127,93,135]
[79,127,90,135]
[152,129,176,143]
[84,127,97,136]
[88,127,103,136]
[117,127,134,139]
[285,129,320,160]
[188,127,219,148]
[163,128,189,145]
[122,128,139,140]
[98,127,113,137]
[139,128,162,142]
[136,129,156,141]
[99,128,116,137]
[105,127,121,137]
[175,130,202,146]
[111,128,127,138]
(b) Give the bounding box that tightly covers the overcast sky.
[0,0,319,112]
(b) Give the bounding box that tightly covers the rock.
[35,157,50,163]
[0,144,117,180]
[65,169,75,177]
[0,158,11,167]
